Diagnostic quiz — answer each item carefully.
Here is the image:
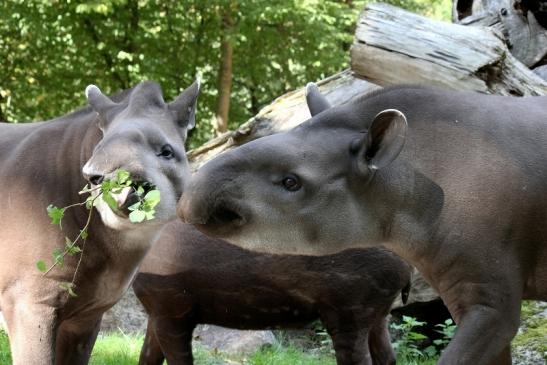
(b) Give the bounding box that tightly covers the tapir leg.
[55,315,102,365]
[2,302,58,365]
[321,311,372,365]
[367,318,396,365]
[437,279,520,365]
[151,315,195,365]
[329,328,372,365]
[139,320,165,365]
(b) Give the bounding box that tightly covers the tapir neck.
[367,163,445,266]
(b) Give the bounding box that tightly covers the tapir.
[180,84,547,365]
[133,221,412,365]
[0,80,199,364]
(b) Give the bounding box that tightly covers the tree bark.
[350,3,547,96]
[214,6,234,135]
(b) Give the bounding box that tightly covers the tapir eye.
[282,175,301,192]
[158,144,175,159]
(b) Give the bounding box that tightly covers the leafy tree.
[0,0,449,148]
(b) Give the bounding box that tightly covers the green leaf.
[80,229,88,240]
[101,191,118,211]
[52,248,64,267]
[127,201,141,211]
[116,169,131,185]
[144,189,161,207]
[47,205,65,226]
[65,237,81,255]
[129,210,146,223]
[66,245,82,255]
[36,260,47,273]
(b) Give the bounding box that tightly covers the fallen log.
[350,3,547,95]
[188,70,378,169]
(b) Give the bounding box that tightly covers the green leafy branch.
[36,169,161,297]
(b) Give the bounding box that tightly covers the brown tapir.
[133,221,411,365]
[180,84,547,365]
[0,80,199,364]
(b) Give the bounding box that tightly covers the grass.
[0,329,440,365]
[0,329,10,364]
[89,332,144,365]
[513,301,547,361]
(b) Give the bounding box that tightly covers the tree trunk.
[350,3,547,96]
[214,6,234,135]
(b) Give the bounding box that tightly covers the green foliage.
[432,319,457,348]
[390,315,456,363]
[37,169,160,296]
[47,205,66,227]
[0,0,451,148]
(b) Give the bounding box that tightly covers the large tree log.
[350,3,547,95]
[188,70,378,169]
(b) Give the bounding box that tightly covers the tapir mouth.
[110,180,156,218]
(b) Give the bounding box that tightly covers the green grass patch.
[0,329,442,365]
[0,329,11,364]
[513,301,547,360]
[89,332,144,365]
[248,344,335,365]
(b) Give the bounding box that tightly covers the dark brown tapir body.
[133,222,411,365]
[0,81,199,364]
[180,85,547,365]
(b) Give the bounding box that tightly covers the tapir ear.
[86,85,118,117]
[361,109,407,170]
[305,82,331,116]
[168,77,201,130]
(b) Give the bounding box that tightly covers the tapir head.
[179,83,414,255]
[83,80,200,230]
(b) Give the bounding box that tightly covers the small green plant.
[432,319,456,348]
[36,169,160,297]
[391,315,433,361]
[391,316,457,364]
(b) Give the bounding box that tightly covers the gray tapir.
[0,80,199,364]
[180,84,547,365]
[133,221,411,365]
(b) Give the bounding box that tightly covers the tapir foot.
[148,315,195,365]
[139,319,166,365]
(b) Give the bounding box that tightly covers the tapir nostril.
[89,175,104,185]
[209,205,244,226]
